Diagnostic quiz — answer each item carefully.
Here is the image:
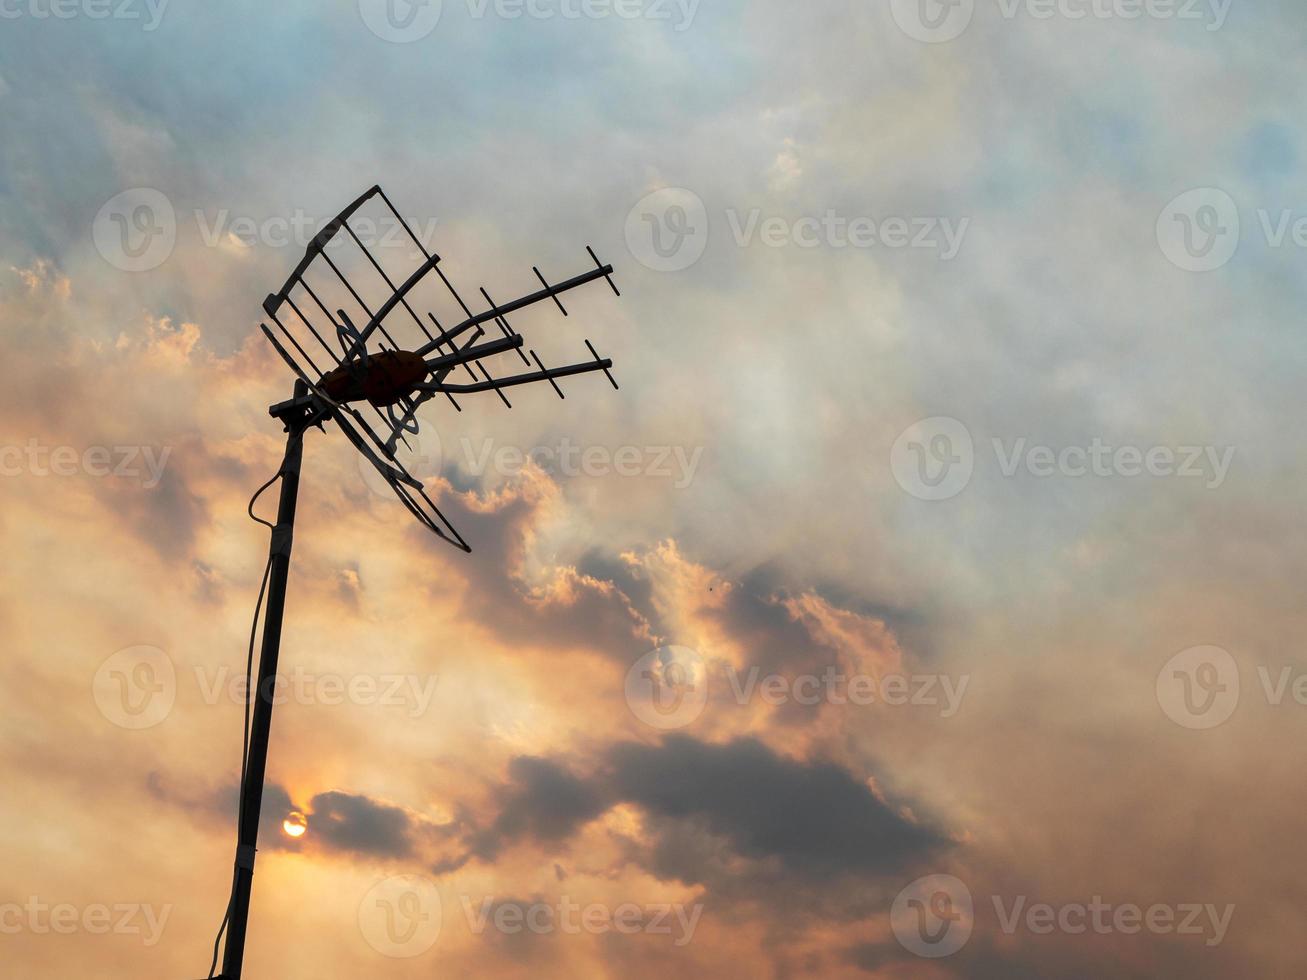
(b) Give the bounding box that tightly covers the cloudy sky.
[1,1,1304,977]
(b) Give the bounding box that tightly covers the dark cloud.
[469,757,608,862]
[305,790,415,858]
[709,568,842,675]
[411,479,655,661]
[103,460,207,561]
[452,734,945,902]
[606,736,944,880]
[840,942,904,974]
[576,548,660,636]
[838,940,1051,979]
[151,774,429,860]
[148,772,296,851]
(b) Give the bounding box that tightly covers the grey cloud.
[412,482,656,661]
[305,790,415,858]
[453,735,945,890]
[148,772,296,851]
[708,567,841,675]
[606,736,943,879]
[469,757,608,863]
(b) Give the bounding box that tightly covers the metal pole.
[221,383,307,980]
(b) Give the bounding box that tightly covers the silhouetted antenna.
[256,184,620,551]
[586,338,620,390]
[207,184,622,980]
[479,285,532,366]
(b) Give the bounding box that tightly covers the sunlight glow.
[282,811,307,839]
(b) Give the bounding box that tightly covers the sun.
[282,811,307,839]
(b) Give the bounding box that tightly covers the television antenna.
[203,185,621,979]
